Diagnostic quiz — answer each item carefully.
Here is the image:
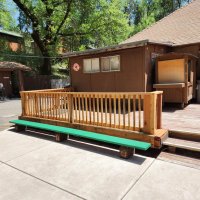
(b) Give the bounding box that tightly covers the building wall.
[69,43,200,93]
[70,46,146,92]
[173,44,200,79]
[0,71,12,97]
[0,33,24,52]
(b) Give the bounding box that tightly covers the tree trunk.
[40,51,52,75]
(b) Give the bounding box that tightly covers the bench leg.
[168,146,176,153]
[119,146,135,159]
[15,125,26,132]
[55,133,67,142]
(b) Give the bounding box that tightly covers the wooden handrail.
[20,90,163,135]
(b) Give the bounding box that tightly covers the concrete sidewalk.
[0,99,21,131]
[0,128,199,200]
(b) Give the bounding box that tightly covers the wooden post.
[20,92,25,116]
[119,146,134,159]
[55,133,67,142]
[156,93,162,129]
[17,70,24,91]
[35,93,39,116]
[15,124,26,132]
[143,92,157,134]
[67,93,74,123]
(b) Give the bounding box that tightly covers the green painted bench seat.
[10,119,151,151]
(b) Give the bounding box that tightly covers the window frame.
[101,55,120,72]
[83,58,100,73]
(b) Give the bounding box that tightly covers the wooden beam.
[17,70,24,91]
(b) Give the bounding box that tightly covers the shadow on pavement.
[9,127,147,165]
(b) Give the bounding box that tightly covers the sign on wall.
[73,63,80,71]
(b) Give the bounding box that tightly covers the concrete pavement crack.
[120,159,156,200]
[0,160,86,200]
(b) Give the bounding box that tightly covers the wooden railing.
[20,89,163,135]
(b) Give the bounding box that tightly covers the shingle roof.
[0,62,31,71]
[122,0,200,46]
[0,30,23,38]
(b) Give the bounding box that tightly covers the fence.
[20,89,162,135]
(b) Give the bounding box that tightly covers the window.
[101,55,120,72]
[83,58,100,73]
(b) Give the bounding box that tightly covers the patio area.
[162,103,200,134]
[0,128,199,200]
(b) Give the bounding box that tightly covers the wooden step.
[163,138,200,152]
[158,151,200,170]
[169,130,200,142]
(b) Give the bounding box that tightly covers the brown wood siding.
[70,47,146,92]
[173,44,200,79]
[144,44,170,92]
[0,71,12,96]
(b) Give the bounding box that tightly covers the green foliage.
[0,0,18,30]
[63,0,131,50]
[125,0,192,34]
[16,0,131,51]
[3,0,192,75]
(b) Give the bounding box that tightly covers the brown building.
[0,30,24,52]
[64,0,200,97]
[0,62,31,97]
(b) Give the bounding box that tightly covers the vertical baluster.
[45,93,47,118]
[93,94,95,124]
[138,94,141,130]
[55,93,57,119]
[109,95,112,127]
[49,93,52,118]
[71,93,74,123]
[52,93,54,119]
[97,94,99,125]
[64,93,67,121]
[123,94,126,129]
[74,94,78,122]
[78,94,81,122]
[47,93,49,119]
[43,93,45,117]
[85,95,88,124]
[133,95,136,130]
[101,95,103,125]
[128,94,130,129]
[61,94,63,120]
[27,93,30,116]
[105,94,107,126]
[58,93,60,120]
[31,93,33,116]
[28,93,30,116]
[39,93,42,118]
[118,95,121,128]
[89,94,92,124]
[114,95,116,128]
[81,95,84,122]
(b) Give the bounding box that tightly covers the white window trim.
[101,55,120,72]
[83,58,100,73]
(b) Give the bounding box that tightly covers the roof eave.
[62,39,174,58]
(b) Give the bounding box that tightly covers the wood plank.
[10,119,151,150]
[163,138,200,152]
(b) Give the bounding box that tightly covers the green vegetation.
[0,0,17,30]
[0,0,192,75]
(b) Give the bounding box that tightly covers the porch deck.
[162,104,200,134]
[19,88,167,148]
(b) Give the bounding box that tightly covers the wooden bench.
[10,119,151,159]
